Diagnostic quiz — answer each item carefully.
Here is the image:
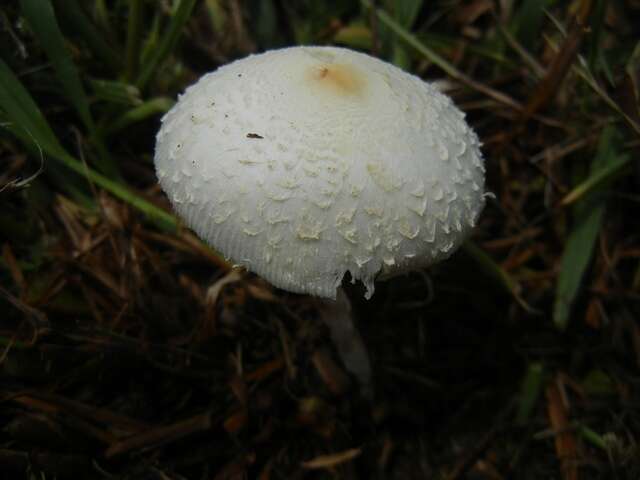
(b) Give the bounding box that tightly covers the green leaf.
[553,126,623,330]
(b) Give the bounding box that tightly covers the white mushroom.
[154,46,486,396]
[154,46,486,301]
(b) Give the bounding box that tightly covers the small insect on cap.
[154,46,486,299]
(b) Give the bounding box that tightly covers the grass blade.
[104,97,174,136]
[20,0,118,176]
[512,0,553,50]
[136,0,197,90]
[545,11,640,136]
[54,0,122,72]
[553,222,601,330]
[384,0,423,69]
[586,0,614,84]
[89,78,142,107]
[247,0,281,48]
[0,60,63,155]
[516,363,545,425]
[360,0,522,110]
[462,241,535,313]
[334,23,373,50]
[390,0,423,29]
[577,424,609,451]
[560,154,630,207]
[125,0,144,81]
[553,126,624,330]
[624,41,640,120]
[20,0,93,131]
[0,59,176,232]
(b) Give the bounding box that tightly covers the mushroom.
[154,46,486,396]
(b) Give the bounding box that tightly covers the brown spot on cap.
[307,63,366,96]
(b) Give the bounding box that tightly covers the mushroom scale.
[154,46,485,299]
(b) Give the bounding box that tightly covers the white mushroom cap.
[154,46,485,299]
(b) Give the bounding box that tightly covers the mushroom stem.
[318,288,372,399]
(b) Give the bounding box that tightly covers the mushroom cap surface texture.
[154,46,485,299]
